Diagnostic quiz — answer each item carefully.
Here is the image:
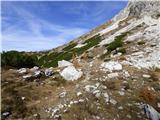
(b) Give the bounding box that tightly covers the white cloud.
[2,5,89,51]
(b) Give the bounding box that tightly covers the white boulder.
[144,104,160,120]
[60,66,82,81]
[58,60,73,68]
[101,61,122,72]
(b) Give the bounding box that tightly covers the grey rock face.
[113,0,160,21]
[128,1,160,17]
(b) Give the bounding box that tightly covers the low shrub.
[1,51,37,68]
[139,87,157,104]
[107,39,123,52]
[63,42,77,51]
[137,41,145,45]
[107,33,128,53]
[156,14,160,18]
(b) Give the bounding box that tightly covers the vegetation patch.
[107,33,126,53]
[71,34,102,55]
[43,35,101,67]
[156,13,160,18]
[2,35,101,68]
[63,42,77,51]
[1,51,37,69]
[99,32,128,59]
[137,41,145,45]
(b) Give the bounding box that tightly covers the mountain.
[28,0,160,69]
[1,1,160,120]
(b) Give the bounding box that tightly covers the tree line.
[1,51,38,69]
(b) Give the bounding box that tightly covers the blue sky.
[1,1,127,52]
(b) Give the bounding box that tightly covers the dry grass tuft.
[139,87,157,105]
[102,80,121,90]
[149,72,159,81]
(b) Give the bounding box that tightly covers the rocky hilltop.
[114,0,160,20]
[1,0,160,120]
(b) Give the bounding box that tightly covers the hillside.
[1,0,160,120]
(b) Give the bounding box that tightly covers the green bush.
[107,39,123,52]
[74,34,101,55]
[42,35,101,67]
[43,51,73,67]
[1,51,37,68]
[107,33,127,53]
[137,41,145,45]
[12,35,102,68]
[63,42,77,51]
[156,14,160,18]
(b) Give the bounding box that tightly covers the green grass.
[99,32,128,59]
[107,33,127,52]
[63,42,77,51]
[74,34,101,55]
[39,35,101,67]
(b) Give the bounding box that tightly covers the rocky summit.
[1,0,160,120]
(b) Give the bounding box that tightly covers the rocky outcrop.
[113,0,160,21]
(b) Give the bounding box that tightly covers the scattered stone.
[17,68,27,74]
[103,93,109,102]
[77,92,82,97]
[58,60,73,68]
[110,99,117,105]
[143,104,160,120]
[108,72,119,78]
[2,112,10,116]
[93,90,101,98]
[33,113,40,119]
[30,66,39,71]
[142,74,151,78]
[34,70,42,77]
[157,103,160,108]
[59,91,67,98]
[45,68,53,76]
[126,114,131,119]
[79,99,85,103]
[118,91,125,96]
[84,85,97,93]
[21,97,25,100]
[101,61,122,72]
[95,82,100,87]
[22,74,32,80]
[122,70,130,77]
[118,106,123,110]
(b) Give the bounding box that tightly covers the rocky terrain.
[1,0,160,120]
